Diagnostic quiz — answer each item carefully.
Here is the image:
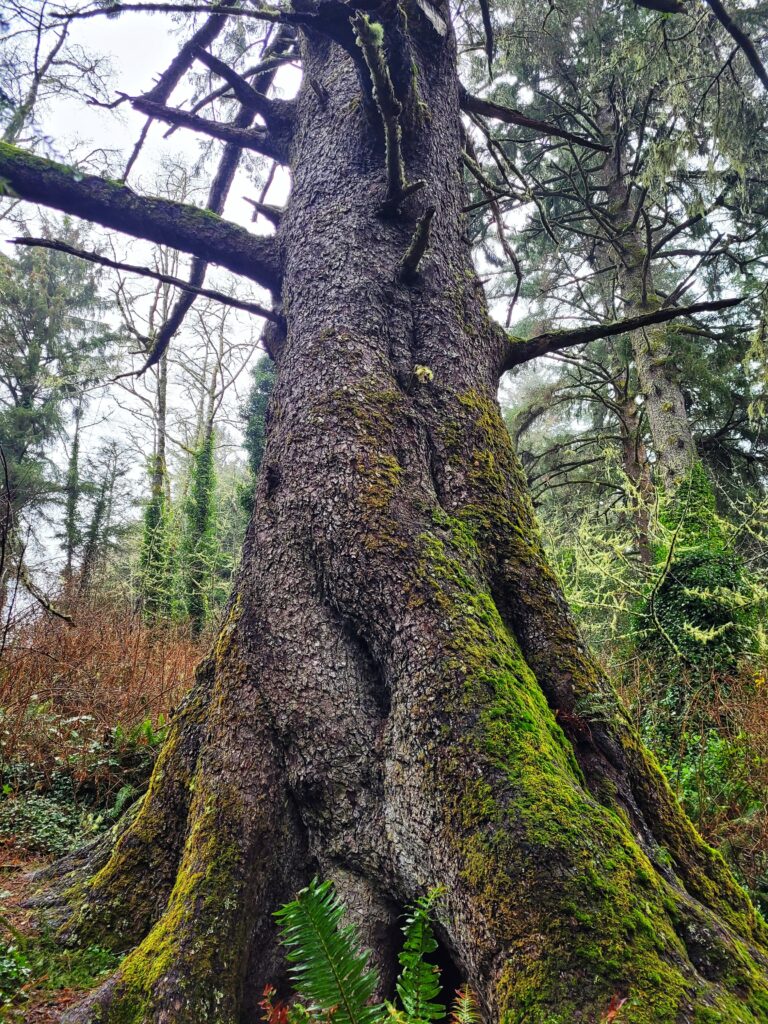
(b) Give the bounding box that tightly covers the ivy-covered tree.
[240,352,276,512]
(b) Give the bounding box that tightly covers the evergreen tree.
[239,353,276,513]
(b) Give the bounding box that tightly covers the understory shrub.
[0,592,202,855]
[269,880,480,1024]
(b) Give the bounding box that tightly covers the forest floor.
[0,845,96,1024]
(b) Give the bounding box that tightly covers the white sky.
[0,7,301,581]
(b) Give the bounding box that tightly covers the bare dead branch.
[192,45,293,123]
[11,237,282,321]
[398,206,436,283]
[128,95,287,161]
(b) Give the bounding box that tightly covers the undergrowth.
[0,592,202,857]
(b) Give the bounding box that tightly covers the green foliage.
[139,457,176,623]
[396,890,445,1023]
[0,792,81,856]
[0,703,167,855]
[274,877,384,1024]
[0,220,113,532]
[240,354,276,512]
[0,926,118,1012]
[274,880,481,1024]
[0,943,32,1006]
[648,465,764,672]
[181,431,226,633]
[666,730,763,828]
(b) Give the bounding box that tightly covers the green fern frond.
[274,877,385,1024]
[395,889,446,1022]
[449,986,481,1024]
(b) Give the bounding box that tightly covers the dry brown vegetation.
[0,592,204,800]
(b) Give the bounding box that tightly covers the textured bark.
[17,10,768,1024]
[615,375,654,564]
[0,142,280,289]
[597,119,699,492]
[623,283,699,491]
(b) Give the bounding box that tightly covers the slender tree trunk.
[35,18,768,1024]
[616,387,654,564]
[62,402,82,588]
[600,116,698,491]
[622,270,698,491]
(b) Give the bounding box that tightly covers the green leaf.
[449,986,481,1024]
[274,877,385,1024]
[395,889,446,1022]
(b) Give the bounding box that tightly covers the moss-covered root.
[60,772,274,1024]
[24,803,141,932]
[58,660,216,952]
[61,789,247,1023]
[435,390,768,947]
[61,620,308,1024]
[415,528,768,1023]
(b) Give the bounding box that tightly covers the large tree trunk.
[35,15,768,1024]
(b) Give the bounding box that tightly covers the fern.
[449,986,481,1024]
[395,890,445,1023]
[274,877,385,1024]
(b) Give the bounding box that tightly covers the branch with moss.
[501,296,743,371]
[351,12,425,214]
[398,206,436,283]
[0,142,281,290]
[51,2,312,25]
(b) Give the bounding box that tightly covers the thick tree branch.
[398,206,436,282]
[478,0,495,76]
[11,237,282,322]
[0,143,281,290]
[192,46,295,125]
[351,12,425,213]
[244,197,283,226]
[502,297,742,371]
[51,2,311,25]
[459,88,611,153]
[137,26,294,374]
[702,0,768,92]
[128,96,287,161]
[633,0,768,91]
[634,0,685,12]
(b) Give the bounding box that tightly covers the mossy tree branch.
[51,2,311,26]
[502,296,743,371]
[398,206,436,283]
[0,143,281,291]
[351,12,425,214]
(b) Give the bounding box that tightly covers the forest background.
[1,0,768,1016]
